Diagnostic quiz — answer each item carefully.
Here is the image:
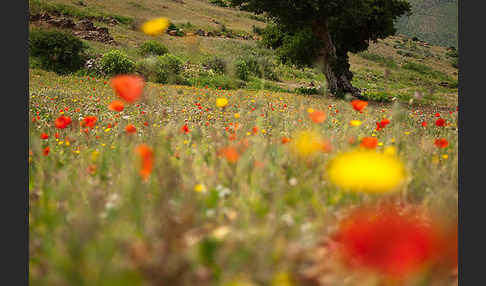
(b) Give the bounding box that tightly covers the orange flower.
[360,137,378,149]
[40,133,49,139]
[110,75,145,103]
[43,146,50,156]
[219,146,239,163]
[181,124,190,134]
[252,127,259,134]
[135,144,154,181]
[125,124,137,134]
[108,100,125,112]
[351,100,368,112]
[309,110,326,123]
[81,116,97,128]
[281,137,291,144]
[333,203,443,279]
[434,138,449,148]
[321,140,333,153]
[54,115,72,129]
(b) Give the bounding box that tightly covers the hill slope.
[395,0,458,48]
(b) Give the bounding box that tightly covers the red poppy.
[81,116,97,128]
[252,127,259,134]
[219,146,239,163]
[54,116,72,129]
[135,144,154,181]
[181,124,190,134]
[40,133,49,139]
[351,100,368,112]
[333,203,444,279]
[43,146,50,156]
[421,121,427,127]
[143,122,149,126]
[435,113,440,117]
[435,118,446,127]
[360,137,378,149]
[281,137,291,144]
[376,118,391,131]
[125,124,137,134]
[434,138,449,148]
[108,100,125,112]
[309,110,327,123]
[110,75,145,103]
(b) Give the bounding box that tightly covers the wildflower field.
[29,67,457,285]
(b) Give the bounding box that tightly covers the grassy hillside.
[395,0,458,48]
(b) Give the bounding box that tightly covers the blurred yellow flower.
[91,150,100,161]
[307,108,314,113]
[234,113,240,119]
[383,146,397,156]
[194,184,206,193]
[442,154,449,159]
[271,272,293,286]
[216,97,228,108]
[141,17,169,36]
[326,149,406,193]
[291,130,327,158]
[349,120,362,126]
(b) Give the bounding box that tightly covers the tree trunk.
[312,20,361,98]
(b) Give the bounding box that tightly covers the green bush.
[139,41,169,56]
[154,54,185,84]
[29,28,87,74]
[362,90,393,102]
[100,50,135,76]
[450,57,458,69]
[209,0,229,7]
[235,59,250,81]
[261,24,285,50]
[135,57,159,82]
[202,56,227,74]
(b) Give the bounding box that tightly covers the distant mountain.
[395,0,458,48]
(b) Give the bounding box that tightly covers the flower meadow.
[29,66,457,285]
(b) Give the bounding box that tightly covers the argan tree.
[230,0,411,97]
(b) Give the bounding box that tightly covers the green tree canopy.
[231,0,411,97]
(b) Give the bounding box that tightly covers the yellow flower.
[383,146,397,156]
[216,97,228,108]
[349,120,362,126]
[307,108,314,113]
[234,113,240,119]
[291,130,325,158]
[326,149,406,193]
[442,154,449,159]
[271,272,293,286]
[104,128,111,132]
[194,184,207,193]
[91,150,100,162]
[141,17,169,36]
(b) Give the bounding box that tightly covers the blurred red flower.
[125,124,137,134]
[43,146,50,156]
[181,124,190,134]
[333,203,443,279]
[309,110,327,123]
[360,137,378,149]
[435,118,446,127]
[54,116,72,129]
[110,75,144,103]
[281,137,291,144]
[40,133,49,139]
[219,146,240,163]
[81,116,97,128]
[351,100,368,112]
[421,121,427,127]
[108,100,125,112]
[135,144,154,181]
[376,119,390,131]
[434,138,449,148]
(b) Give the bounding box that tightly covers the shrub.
[202,56,227,74]
[235,59,250,81]
[100,50,135,76]
[450,57,458,69]
[29,28,87,74]
[135,57,159,82]
[154,54,185,84]
[139,41,169,56]
[362,90,393,102]
[261,24,285,50]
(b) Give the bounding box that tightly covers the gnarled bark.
[312,20,361,97]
